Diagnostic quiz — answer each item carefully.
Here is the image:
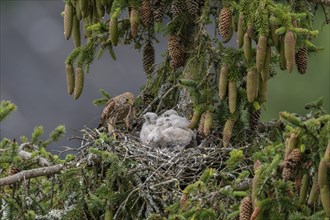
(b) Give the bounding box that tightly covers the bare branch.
[0,164,64,186]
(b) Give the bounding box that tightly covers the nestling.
[140,112,158,145]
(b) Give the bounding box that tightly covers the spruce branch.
[0,164,64,186]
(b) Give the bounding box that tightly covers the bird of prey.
[97,92,135,134]
[140,112,158,144]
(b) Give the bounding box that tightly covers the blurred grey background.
[0,1,329,151]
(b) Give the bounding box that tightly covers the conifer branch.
[0,164,64,186]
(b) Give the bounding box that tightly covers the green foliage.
[225,149,244,170]
[92,89,111,106]
[0,100,16,122]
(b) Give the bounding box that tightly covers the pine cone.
[8,166,21,176]
[260,79,268,103]
[168,34,185,69]
[64,3,73,40]
[243,32,252,64]
[261,46,271,81]
[218,7,233,43]
[239,196,253,220]
[171,0,185,17]
[130,8,140,38]
[295,46,308,74]
[75,0,82,21]
[72,15,81,48]
[246,67,258,103]
[141,0,153,27]
[142,92,154,108]
[153,0,165,22]
[143,41,155,76]
[65,63,75,95]
[287,148,302,164]
[279,36,287,70]
[74,66,84,99]
[283,149,302,181]
[185,0,199,17]
[237,12,245,48]
[109,17,118,46]
[203,111,213,136]
[223,118,235,147]
[228,81,237,113]
[282,166,295,181]
[198,112,206,136]
[256,34,267,73]
[284,30,296,73]
[218,64,229,100]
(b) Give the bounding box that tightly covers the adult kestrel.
[97,92,135,133]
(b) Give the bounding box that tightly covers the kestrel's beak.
[128,99,134,106]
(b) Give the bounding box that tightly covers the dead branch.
[0,164,64,186]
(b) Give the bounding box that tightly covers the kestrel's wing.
[97,99,116,128]
[107,113,118,134]
[124,106,136,130]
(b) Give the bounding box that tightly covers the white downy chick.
[147,126,164,147]
[168,114,190,129]
[140,112,158,144]
[161,126,194,147]
[161,109,178,118]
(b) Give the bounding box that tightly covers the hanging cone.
[295,46,308,74]
[168,34,185,69]
[72,15,81,48]
[171,0,185,17]
[130,8,140,38]
[203,111,213,136]
[228,81,237,113]
[247,24,256,41]
[74,66,84,99]
[153,0,165,22]
[284,30,296,73]
[282,148,302,181]
[143,41,155,76]
[64,3,73,40]
[218,7,233,43]
[243,32,252,64]
[141,0,153,27]
[76,0,82,20]
[223,118,235,147]
[247,67,258,103]
[80,0,88,18]
[218,64,229,100]
[256,34,267,73]
[109,17,118,46]
[270,22,279,47]
[66,63,75,95]
[237,12,245,48]
[198,112,206,136]
[185,0,199,17]
[261,46,271,81]
[260,79,268,103]
[279,36,287,70]
[239,196,253,220]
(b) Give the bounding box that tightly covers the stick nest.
[75,126,236,218]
